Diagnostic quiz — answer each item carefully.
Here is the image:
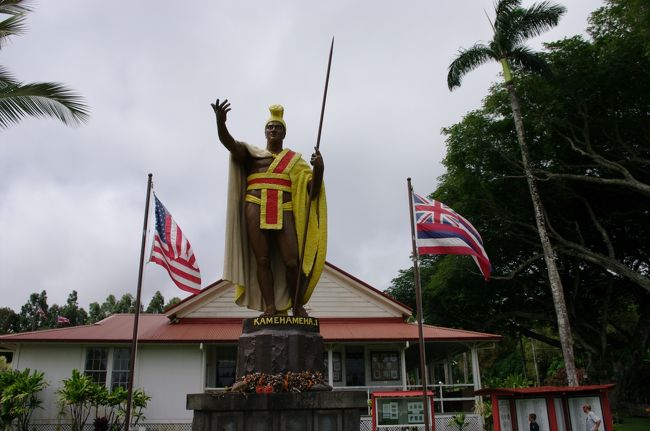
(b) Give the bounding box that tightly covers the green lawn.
[616,416,650,431]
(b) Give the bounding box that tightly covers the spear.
[294,37,334,311]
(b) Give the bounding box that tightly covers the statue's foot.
[259,306,277,317]
[292,306,309,318]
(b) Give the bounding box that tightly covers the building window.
[371,351,400,381]
[110,348,131,390]
[84,347,130,389]
[84,347,108,384]
[323,351,342,382]
[205,345,237,388]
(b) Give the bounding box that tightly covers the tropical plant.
[449,412,468,431]
[0,368,48,431]
[446,0,578,386]
[0,0,89,129]
[474,400,493,431]
[105,386,127,431]
[0,357,9,372]
[57,369,95,431]
[128,389,151,429]
[56,370,151,431]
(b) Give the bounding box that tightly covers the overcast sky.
[1,1,604,311]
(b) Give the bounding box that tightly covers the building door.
[345,346,365,386]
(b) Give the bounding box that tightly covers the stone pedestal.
[236,316,324,377]
[189,317,365,431]
[187,391,367,431]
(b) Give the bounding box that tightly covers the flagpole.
[407,178,431,431]
[125,173,153,431]
[294,37,334,310]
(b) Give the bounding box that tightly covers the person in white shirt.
[582,404,602,431]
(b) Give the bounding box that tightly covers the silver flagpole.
[407,178,431,431]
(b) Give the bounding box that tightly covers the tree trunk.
[505,81,579,386]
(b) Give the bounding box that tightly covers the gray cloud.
[0,0,603,310]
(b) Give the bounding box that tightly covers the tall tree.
[0,307,18,334]
[18,290,49,332]
[61,291,88,326]
[0,0,89,129]
[446,0,578,386]
[164,297,181,309]
[87,302,105,324]
[115,294,135,313]
[146,291,165,314]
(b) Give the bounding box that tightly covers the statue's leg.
[244,202,276,315]
[275,212,308,317]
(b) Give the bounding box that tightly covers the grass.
[615,415,650,431]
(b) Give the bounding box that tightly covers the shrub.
[0,368,48,431]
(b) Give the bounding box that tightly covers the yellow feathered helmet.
[265,104,286,131]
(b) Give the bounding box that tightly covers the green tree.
[164,297,181,309]
[446,0,578,386]
[410,0,650,401]
[115,294,135,314]
[146,291,165,313]
[0,307,18,334]
[61,291,88,326]
[88,302,105,324]
[0,0,88,129]
[100,295,117,317]
[18,291,49,332]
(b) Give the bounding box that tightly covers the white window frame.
[83,346,130,390]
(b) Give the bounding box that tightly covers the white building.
[0,262,500,430]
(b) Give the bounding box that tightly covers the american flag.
[149,194,201,294]
[413,193,491,279]
[57,315,70,325]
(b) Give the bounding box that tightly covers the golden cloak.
[223,142,327,312]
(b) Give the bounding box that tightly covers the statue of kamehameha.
[212,99,327,317]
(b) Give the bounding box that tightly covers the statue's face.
[265,121,286,143]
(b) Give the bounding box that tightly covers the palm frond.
[0,65,19,86]
[0,13,27,46]
[494,0,521,35]
[0,81,90,128]
[0,0,31,16]
[513,1,566,44]
[508,45,550,76]
[494,0,521,21]
[447,43,496,90]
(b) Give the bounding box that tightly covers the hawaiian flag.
[149,194,201,294]
[413,193,491,280]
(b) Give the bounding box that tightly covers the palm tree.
[447,0,579,386]
[0,0,89,129]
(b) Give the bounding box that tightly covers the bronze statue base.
[236,317,323,378]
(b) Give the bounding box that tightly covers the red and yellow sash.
[246,149,300,229]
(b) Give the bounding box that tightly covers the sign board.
[371,391,435,430]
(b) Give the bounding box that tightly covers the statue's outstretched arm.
[211,98,247,162]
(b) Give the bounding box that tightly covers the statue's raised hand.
[211,99,231,124]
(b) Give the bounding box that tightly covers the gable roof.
[164,262,413,319]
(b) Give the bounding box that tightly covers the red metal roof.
[475,384,615,396]
[0,315,501,344]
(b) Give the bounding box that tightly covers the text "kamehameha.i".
[253,316,319,326]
